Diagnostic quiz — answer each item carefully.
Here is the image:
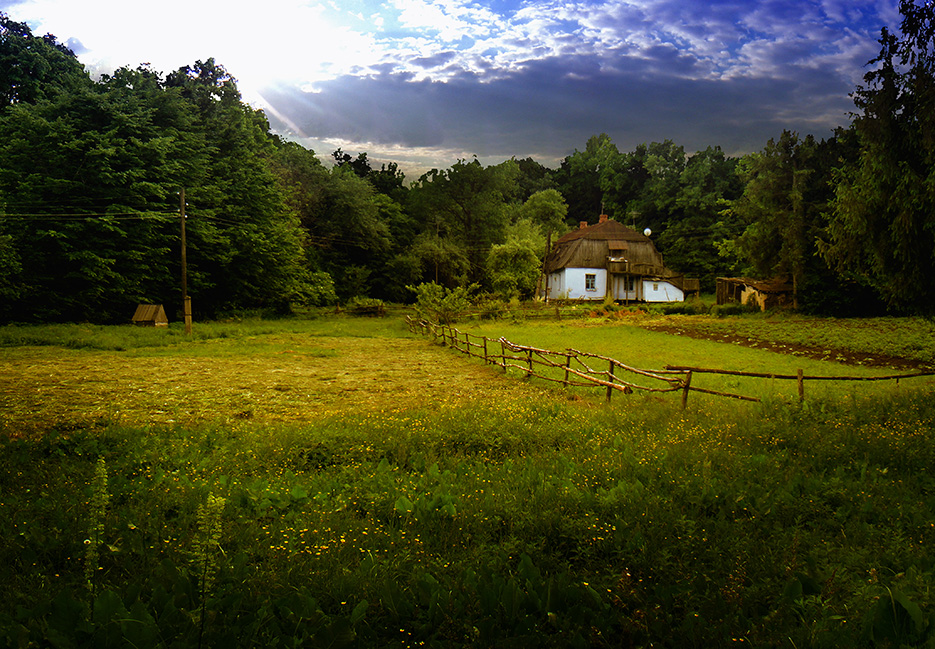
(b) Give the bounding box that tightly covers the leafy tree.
[513,156,556,200]
[553,134,620,223]
[0,220,23,304]
[332,147,408,200]
[402,231,471,288]
[487,219,545,299]
[273,139,328,212]
[628,140,687,236]
[368,162,408,201]
[657,146,742,291]
[0,65,197,321]
[515,189,568,294]
[308,166,394,300]
[598,143,651,222]
[164,59,313,314]
[729,132,816,307]
[519,189,568,253]
[368,193,419,301]
[331,148,372,178]
[727,131,854,312]
[0,13,88,107]
[407,158,520,288]
[823,0,935,314]
[407,281,478,324]
[0,26,316,321]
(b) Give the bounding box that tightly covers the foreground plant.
[193,492,226,647]
[83,457,109,599]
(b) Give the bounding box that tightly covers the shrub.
[475,298,508,320]
[407,282,478,324]
[660,301,709,315]
[711,301,760,317]
[346,297,386,316]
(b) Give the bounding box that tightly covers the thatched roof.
[544,218,668,276]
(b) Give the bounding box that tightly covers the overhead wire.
[0,211,177,220]
[0,207,508,258]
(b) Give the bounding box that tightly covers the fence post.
[681,371,693,410]
[440,325,446,346]
[500,340,507,372]
[563,354,572,388]
[525,349,533,378]
[797,369,804,402]
[464,332,471,357]
[606,359,615,402]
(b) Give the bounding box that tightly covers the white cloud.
[8,0,378,91]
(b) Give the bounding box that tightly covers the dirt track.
[636,321,932,371]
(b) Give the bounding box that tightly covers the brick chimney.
[579,220,588,229]
[599,214,608,223]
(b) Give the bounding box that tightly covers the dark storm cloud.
[411,50,458,69]
[261,42,861,167]
[253,0,893,170]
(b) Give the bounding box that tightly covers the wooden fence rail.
[407,316,935,407]
[665,364,935,403]
[407,316,697,405]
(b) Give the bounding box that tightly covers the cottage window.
[653,282,659,291]
[585,274,597,291]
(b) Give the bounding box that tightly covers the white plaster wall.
[641,279,684,302]
[560,268,606,300]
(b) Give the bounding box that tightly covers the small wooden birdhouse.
[132,304,169,327]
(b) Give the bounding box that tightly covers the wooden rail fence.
[408,317,703,407]
[664,364,935,403]
[406,316,935,407]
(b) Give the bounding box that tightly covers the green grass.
[2,315,935,647]
[0,313,410,352]
[458,317,935,405]
[641,312,935,366]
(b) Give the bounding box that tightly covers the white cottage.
[542,215,696,303]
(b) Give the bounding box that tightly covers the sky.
[1,0,901,176]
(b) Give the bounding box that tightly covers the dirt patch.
[637,322,931,371]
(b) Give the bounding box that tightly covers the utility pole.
[180,188,192,335]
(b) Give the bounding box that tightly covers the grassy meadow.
[2,312,935,648]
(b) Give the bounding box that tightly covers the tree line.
[1,1,934,322]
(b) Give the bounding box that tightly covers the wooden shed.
[132,304,169,327]
[716,277,793,311]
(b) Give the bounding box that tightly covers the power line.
[0,212,177,220]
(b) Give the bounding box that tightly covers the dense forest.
[2,0,935,323]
